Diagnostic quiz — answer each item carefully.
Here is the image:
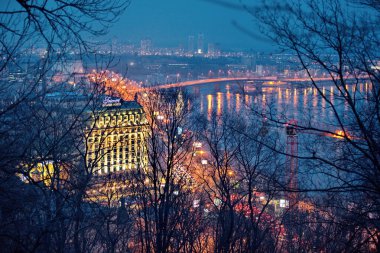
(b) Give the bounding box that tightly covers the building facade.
[86,97,148,175]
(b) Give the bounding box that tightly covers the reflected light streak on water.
[207,94,213,121]
[200,94,204,112]
[217,92,222,116]
[236,94,241,112]
[226,90,231,111]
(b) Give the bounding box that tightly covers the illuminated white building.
[86,97,148,175]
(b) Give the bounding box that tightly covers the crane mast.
[285,120,298,207]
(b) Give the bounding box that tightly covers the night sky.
[108,0,275,51]
[2,0,276,51]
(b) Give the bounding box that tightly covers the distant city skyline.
[106,0,276,51]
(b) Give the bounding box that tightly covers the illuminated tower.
[285,120,298,206]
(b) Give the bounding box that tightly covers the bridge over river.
[145,76,363,90]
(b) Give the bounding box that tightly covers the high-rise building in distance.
[188,35,194,53]
[207,43,215,56]
[140,39,152,55]
[197,33,204,54]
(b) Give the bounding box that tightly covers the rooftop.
[97,96,143,112]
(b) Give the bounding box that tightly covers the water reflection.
[188,82,365,128]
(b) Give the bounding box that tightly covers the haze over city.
[106,0,274,51]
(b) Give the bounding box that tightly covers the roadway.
[145,76,363,90]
